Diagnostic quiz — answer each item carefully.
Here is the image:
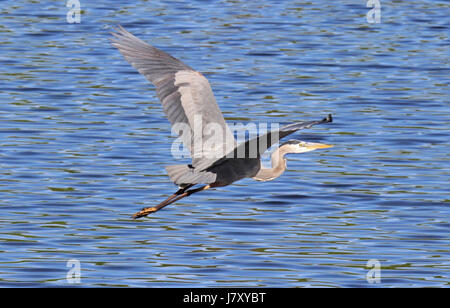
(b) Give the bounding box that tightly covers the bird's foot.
[132,207,157,219]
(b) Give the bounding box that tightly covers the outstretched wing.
[111,26,235,166]
[200,114,333,172]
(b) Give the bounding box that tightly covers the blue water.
[0,0,449,287]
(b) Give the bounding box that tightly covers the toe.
[132,207,157,219]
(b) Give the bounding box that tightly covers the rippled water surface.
[0,0,449,287]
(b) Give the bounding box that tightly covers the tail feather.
[165,165,216,186]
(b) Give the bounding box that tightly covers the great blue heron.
[111,26,333,219]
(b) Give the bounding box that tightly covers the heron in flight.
[111,26,333,219]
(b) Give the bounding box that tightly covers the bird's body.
[111,26,333,218]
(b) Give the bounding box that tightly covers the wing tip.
[109,25,125,43]
[110,24,136,41]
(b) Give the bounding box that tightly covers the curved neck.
[252,146,288,181]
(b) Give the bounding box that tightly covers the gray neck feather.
[252,145,289,181]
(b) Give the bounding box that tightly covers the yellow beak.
[307,142,334,150]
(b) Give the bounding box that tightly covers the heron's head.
[280,139,333,154]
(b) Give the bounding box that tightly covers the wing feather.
[111,26,235,168]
